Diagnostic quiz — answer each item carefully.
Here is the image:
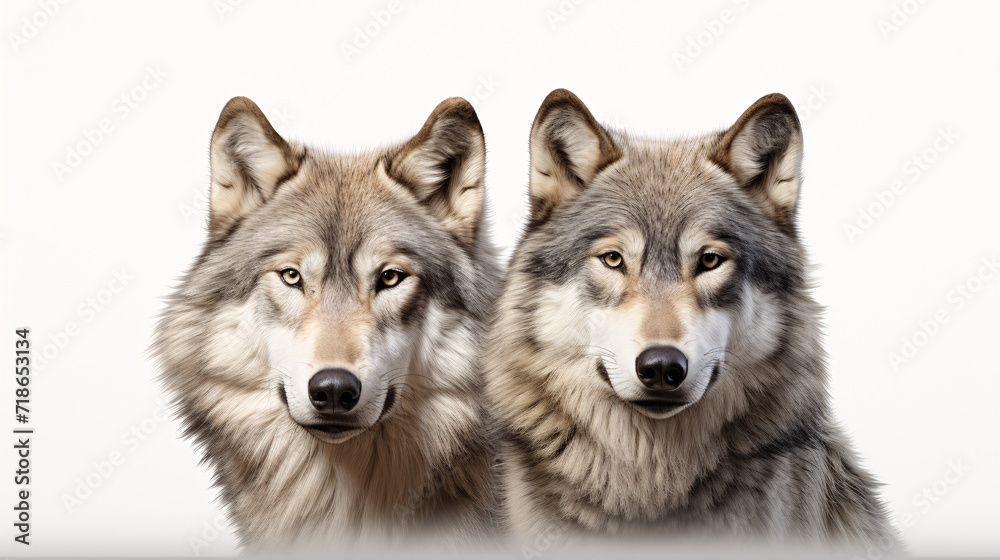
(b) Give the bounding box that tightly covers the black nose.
[308,368,361,413]
[635,346,687,390]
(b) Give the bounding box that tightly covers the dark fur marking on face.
[191,236,295,312]
[398,287,429,327]
[259,292,283,323]
[376,387,397,422]
[521,219,616,286]
[596,359,613,388]
[394,245,467,311]
[706,363,721,393]
[709,214,804,296]
[699,265,744,310]
[277,383,289,408]
[582,277,623,308]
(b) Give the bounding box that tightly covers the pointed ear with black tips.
[528,89,621,224]
[385,97,487,245]
[208,96,304,240]
[711,93,803,229]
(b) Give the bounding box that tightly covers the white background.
[1,0,998,556]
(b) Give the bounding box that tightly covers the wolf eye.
[377,269,409,291]
[600,251,624,269]
[698,253,726,272]
[279,268,302,287]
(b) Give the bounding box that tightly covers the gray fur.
[153,97,501,551]
[485,90,899,553]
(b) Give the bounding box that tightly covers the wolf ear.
[208,96,303,240]
[528,89,621,224]
[386,97,487,245]
[711,93,803,228]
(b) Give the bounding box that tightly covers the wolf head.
[156,96,498,451]
[500,89,807,422]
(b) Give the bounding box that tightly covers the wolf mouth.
[304,387,399,435]
[630,399,688,415]
[279,381,398,438]
[308,423,363,436]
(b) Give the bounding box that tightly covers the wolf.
[153,96,501,551]
[485,89,899,552]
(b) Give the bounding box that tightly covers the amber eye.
[699,252,726,272]
[600,251,624,269]
[378,268,409,291]
[279,268,302,287]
